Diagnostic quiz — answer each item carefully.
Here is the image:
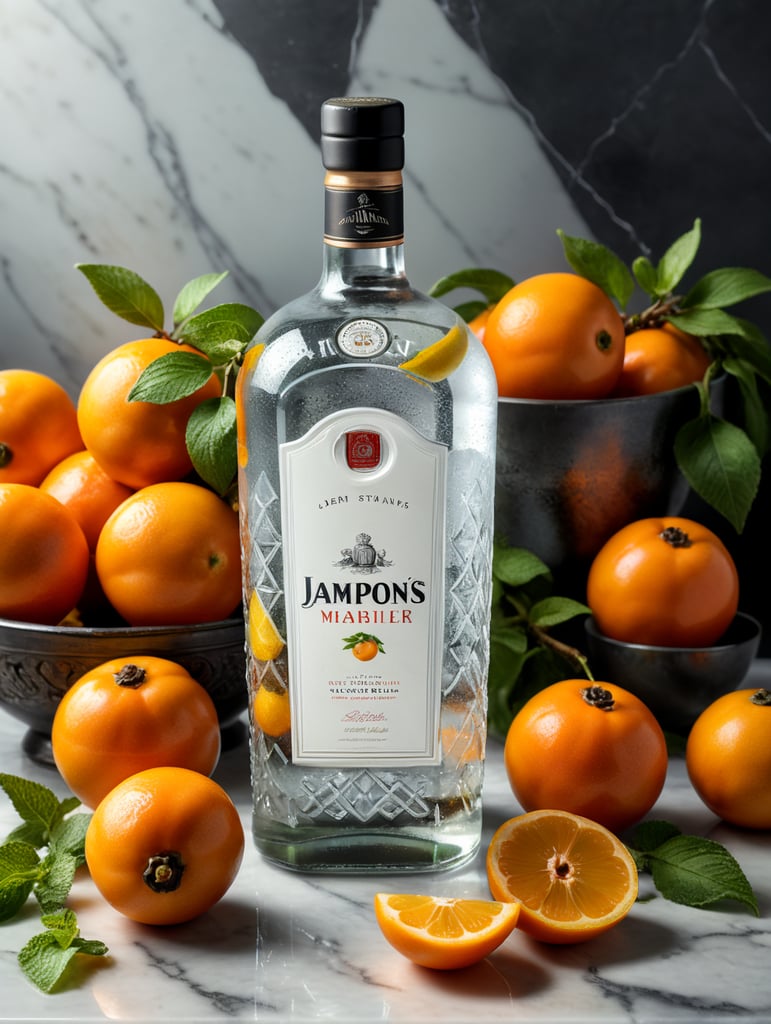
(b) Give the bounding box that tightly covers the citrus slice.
[398,323,468,382]
[373,893,520,970]
[253,686,291,737]
[247,590,285,661]
[486,809,638,944]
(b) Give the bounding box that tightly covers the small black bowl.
[0,616,247,764]
[584,612,762,735]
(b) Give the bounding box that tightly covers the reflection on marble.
[1,662,771,1022]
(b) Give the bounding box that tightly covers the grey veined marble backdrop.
[1,0,769,645]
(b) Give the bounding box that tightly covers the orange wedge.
[373,893,520,970]
[486,809,638,944]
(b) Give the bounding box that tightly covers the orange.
[51,655,221,809]
[483,273,625,399]
[686,687,771,829]
[77,338,221,489]
[95,481,241,626]
[587,516,739,647]
[253,686,291,737]
[504,680,667,834]
[0,483,89,625]
[486,809,638,944]
[85,766,244,925]
[40,450,134,550]
[373,893,520,970]
[0,369,83,485]
[612,324,712,397]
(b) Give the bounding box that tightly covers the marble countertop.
[1,665,770,1023]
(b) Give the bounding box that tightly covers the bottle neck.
[320,170,408,292]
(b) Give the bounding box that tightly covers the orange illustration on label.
[343,632,386,661]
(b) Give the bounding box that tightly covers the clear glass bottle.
[235,97,498,872]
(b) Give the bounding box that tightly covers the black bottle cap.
[320,97,405,171]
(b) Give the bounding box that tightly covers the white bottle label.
[279,408,447,767]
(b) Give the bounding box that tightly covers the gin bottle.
[236,97,498,872]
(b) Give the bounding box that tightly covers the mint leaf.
[675,414,761,533]
[0,841,41,922]
[428,268,515,304]
[557,229,634,309]
[127,350,217,404]
[656,218,701,295]
[528,596,591,629]
[185,396,237,495]
[172,271,229,326]
[75,263,165,332]
[178,303,264,358]
[493,545,551,588]
[0,774,71,848]
[35,851,79,915]
[19,910,109,994]
[683,267,771,310]
[645,835,758,914]
[632,255,660,297]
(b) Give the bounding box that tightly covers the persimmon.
[587,516,739,647]
[612,324,711,397]
[51,655,221,809]
[0,369,83,485]
[85,766,244,925]
[686,687,771,829]
[504,679,667,833]
[0,483,89,625]
[482,273,625,399]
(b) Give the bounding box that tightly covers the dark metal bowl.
[0,616,247,764]
[494,381,716,579]
[584,612,762,734]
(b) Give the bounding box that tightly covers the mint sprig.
[0,774,107,993]
[628,819,759,915]
[76,263,264,497]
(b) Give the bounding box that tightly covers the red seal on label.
[346,431,381,470]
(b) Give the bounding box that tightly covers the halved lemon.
[398,323,468,382]
[486,809,638,944]
[247,590,285,661]
[373,893,520,970]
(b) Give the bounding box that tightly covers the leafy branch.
[0,774,108,993]
[488,542,591,739]
[76,264,264,497]
[430,219,771,533]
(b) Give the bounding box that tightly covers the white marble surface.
[1,663,770,1022]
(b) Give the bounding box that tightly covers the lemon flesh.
[248,590,285,661]
[398,324,468,382]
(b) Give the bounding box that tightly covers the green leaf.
[454,300,491,324]
[628,819,682,857]
[666,307,759,340]
[127,350,216,404]
[185,396,237,495]
[632,255,660,297]
[557,229,634,309]
[0,841,40,922]
[75,263,165,332]
[674,414,761,533]
[719,330,771,383]
[172,271,229,326]
[493,545,551,588]
[35,851,79,914]
[0,774,68,848]
[722,357,769,455]
[646,835,758,914]
[490,623,529,656]
[49,813,91,867]
[655,218,701,295]
[18,911,108,994]
[177,303,264,358]
[428,268,515,304]
[528,596,591,629]
[683,267,771,310]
